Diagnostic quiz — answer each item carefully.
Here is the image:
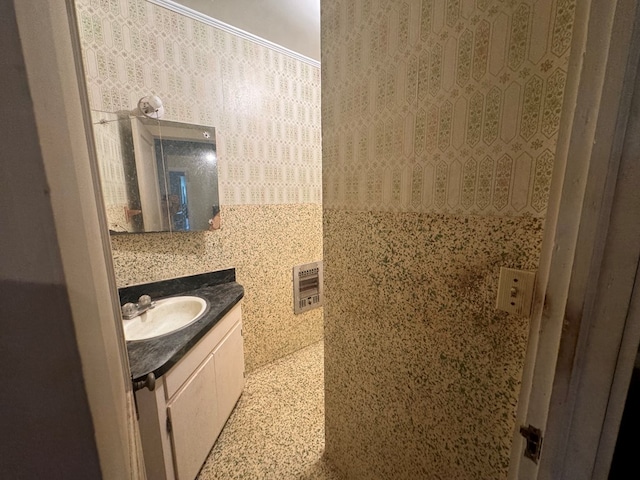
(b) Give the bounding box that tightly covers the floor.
[197,340,342,480]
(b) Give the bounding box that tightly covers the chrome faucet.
[121,294,156,320]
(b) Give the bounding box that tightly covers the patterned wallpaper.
[91,111,131,229]
[76,0,322,205]
[322,0,575,216]
[92,113,127,207]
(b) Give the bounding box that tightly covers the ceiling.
[174,0,321,61]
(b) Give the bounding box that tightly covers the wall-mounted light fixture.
[137,95,165,119]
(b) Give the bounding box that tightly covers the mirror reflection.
[92,111,219,234]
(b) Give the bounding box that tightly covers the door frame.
[13,0,144,478]
[509,0,640,478]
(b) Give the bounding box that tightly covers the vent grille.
[293,262,323,314]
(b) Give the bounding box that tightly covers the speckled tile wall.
[324,211,543,478]
[74,0,323,371]
[111,204,322,372]
[322,0,575,478]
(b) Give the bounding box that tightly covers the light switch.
[496,267,536,317]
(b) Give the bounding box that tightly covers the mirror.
[92,110,220,234]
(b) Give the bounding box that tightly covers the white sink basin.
[123,296,208,341]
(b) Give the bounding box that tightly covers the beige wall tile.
[324,210,544,479]
[111,204,323,372]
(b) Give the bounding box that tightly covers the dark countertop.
[119,269,244,381]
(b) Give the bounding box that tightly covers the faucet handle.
[138,295,152,307]
[122,302,137,318]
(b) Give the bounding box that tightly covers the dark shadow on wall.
[609,351,640,479]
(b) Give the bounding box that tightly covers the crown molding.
[147,0,321,68]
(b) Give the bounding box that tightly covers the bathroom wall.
[322,0,575,478]
[75,0,323,372]
[1,3,102,476]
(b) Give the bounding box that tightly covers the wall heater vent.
[293,261,323,314]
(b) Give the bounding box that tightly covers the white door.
[509,1,640,478]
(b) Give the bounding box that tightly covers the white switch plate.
[496,267,536,317]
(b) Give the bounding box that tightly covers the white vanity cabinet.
[136,303,244,480]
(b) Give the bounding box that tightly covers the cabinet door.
[167,353,220,480]
[213,321,245,427]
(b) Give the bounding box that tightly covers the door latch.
[519,424,543,463]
